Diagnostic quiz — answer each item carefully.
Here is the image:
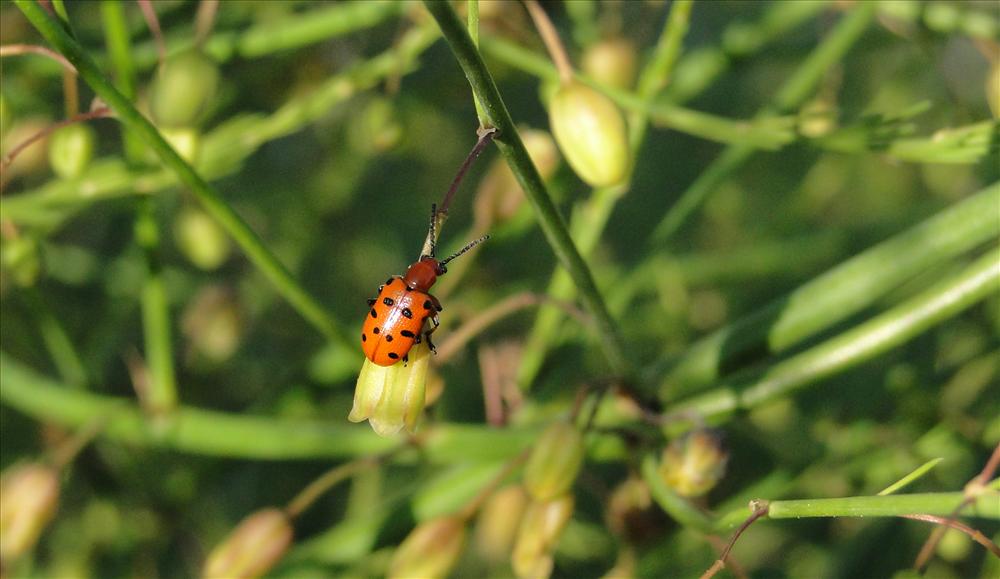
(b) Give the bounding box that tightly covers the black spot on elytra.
[402,307,413,319]
[385,335,394,342]
[361,333,366,342]
[400,329,416,338]
[383,297,395,306]
[370,308,377,318]
[423,299,432,310]
[373,327,380,334]
[385,277,394,286]
[388,352,399,360]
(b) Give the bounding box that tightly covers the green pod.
[174,206,231,271]
[149,49,220,128]
[582,38,638,90]
[522,421,584,501]
[48,123,96,179]
[548,81,629,187]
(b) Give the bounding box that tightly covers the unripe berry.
[174,206,231,271]
[549,81,629,187]
[48,123,96,179]
[150,49,220,128]
[582,38,638,90]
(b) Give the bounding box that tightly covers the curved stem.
[522,0,574,83]
[0,107,111,171]
[15,0,352,348]
[285,456,384,519]
[0,43,76,73]
[422,0,632,377]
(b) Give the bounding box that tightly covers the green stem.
[658,184,1000,399]
[767,493,999,520]
[650,2,877,242]
[517,0,694,389]
[22,288,88,389]
[667,249,1000,421]
[16,0,350,347]
[422,0,631,376]
[466,0,487,127]
[135,200,177,416]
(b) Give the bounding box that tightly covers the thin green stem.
[422,0,631,376]
[649,2,877,242]
[100,0,143,162]
[767,493,999,520]
[658,184,1000,399]
[135,200,177,416]
[22,288,88,389]
[667,250,1000,421]
[0,352,631,463]
[466,0,487,127]
[16,0,351,347]
[517,0,694,389]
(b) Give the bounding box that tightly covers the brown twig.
[194,0,220,49]
[0,43,77,73]
[439,126,498,216]
[435,291,591,364]
[914,441,1000,570]
[701,500,770,579]
[0,106,111,172]
[137,0,166,66]
[902,514,1000,559]
[522,0,574,83]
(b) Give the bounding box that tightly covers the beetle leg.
[424,315,440,354]
[367,298,376,306]
[430,295,443,312]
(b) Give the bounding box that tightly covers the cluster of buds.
[388,515,467,579]
[0,463,60,565]
[349,340,432,436]
[201,508,293,578]
[658,429,729,498]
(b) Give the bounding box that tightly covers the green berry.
[149,49,220,128]
[549,81,629,187]
[48,123,96,179]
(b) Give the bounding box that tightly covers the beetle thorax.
[402,257,443,292]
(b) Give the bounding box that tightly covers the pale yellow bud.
[202,508,293,579]
[174,206,231,271]
[523,422,584,501]
[474,485,529,562]
[0,463,60,562]
[349,340,431,436]
[511,495,574,579]
[658,429,729,497]
[388,516,466,579]
[549,81,629,187]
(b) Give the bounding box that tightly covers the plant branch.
[522,0,573,82]
[422,0,632,377]
[15,0,352,348]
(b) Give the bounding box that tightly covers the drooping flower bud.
[0,463,60,562]
[201,508,293,579]
[658,429,728,497]
[582,38,638,90]
[548,81,629,187]
[349,340,431,436]
[474,485,529,562]
[523,421,584,501]
[388,516,466,579]
[174,206,231,271]
[149,49,220,128]
[511,494,574,579]
[48,123,96,179]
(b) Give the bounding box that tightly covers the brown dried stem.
[522,0,574,83]
[0,106,111,172]
[700,501,770,579]
[137,0,166,66]
[0,43,76,73]
[903,514,1000,559]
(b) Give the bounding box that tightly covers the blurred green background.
[1,1,998,577]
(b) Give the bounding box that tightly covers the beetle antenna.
[440,234,490,265]
[428,203,438,258]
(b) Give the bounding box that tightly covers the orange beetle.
[362,206,487,366]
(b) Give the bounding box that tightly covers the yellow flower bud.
[388,516,466,579]
[511,495,574,579]
[47,123,96,179]
[349,340,431,436]
[150,49,220,128]
[523,422,584,501]
[174,206,231,271]
[658,429,729,497]
[474,485,529,562]
[549,81,629,187]
[202,508,293,579]
[0,463,60,562]
[582,38,638,90]
[161,126,202,164]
